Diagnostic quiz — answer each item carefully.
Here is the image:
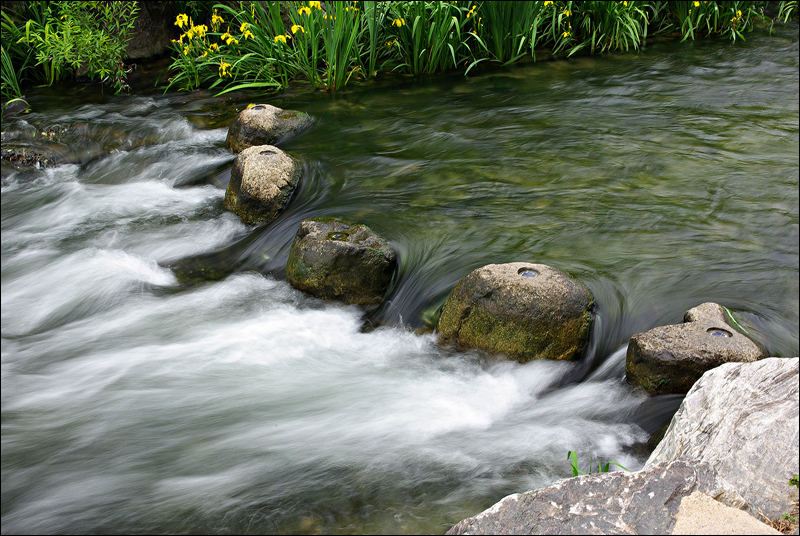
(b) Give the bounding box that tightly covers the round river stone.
[286,218,397,307]
[625,302,768,395]
[436,262,594,362]
[223,144,300,225]
[226,104,312,153]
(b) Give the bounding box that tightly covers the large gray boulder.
[226,104,312,153]
[223,145,300,225]
[286,218,397,307]
[646,357,800,520]
[446,459,761,535]
[436,263,594,362]
[626,302,767,395]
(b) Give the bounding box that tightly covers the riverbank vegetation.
[2,1,799,108]
[162,0,796,94]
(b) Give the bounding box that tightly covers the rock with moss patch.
[625,302,767,395]
[226,104,312,153]
[223,145,300,225]
[286,218,397,307]
[436,262,594,362]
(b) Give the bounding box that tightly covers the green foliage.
[469,0,543,64]
[666,1,764,43]
[790,475,799,487]
[158,1,780,96]
[567,450,629,477]
[2,1,783,100]
[358,1,391,79]
[777,1,798,22]
[386,1,467,75]
[1,8,37,101]
[18,1,139,93]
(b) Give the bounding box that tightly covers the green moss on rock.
[286,218,397,307]
[436,262,594,362]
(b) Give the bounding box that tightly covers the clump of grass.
[776,1,798,22]
[567,450,629,477]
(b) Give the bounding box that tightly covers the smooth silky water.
[2,25,798,534]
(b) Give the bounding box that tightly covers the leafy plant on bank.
[468,0,544,66]
[567,450,629,476]
[159,0,779,96]
[776,1,798,22]
[1,6,41,106]
[667,1,764,42]
[359,1,392,79]
[19,1,139,93]
[385,1,468,75]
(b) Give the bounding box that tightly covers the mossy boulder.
[436,262,594,362]
[223,145,300,225]
[626,302,768,396]
[226,104,312,153]
[286,218,397,307]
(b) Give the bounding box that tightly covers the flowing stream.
[2,25,798,534]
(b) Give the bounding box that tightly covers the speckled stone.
[286,218,397,307]
[226,104,311,153]
[436,262,594,362]
[445,459,747,535]
[223,145,299,225]
[626,302,767,395]
[646,358,799,521]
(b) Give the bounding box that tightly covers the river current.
[2,24,798,534]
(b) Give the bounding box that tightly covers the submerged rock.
[436,262,594,362]
[626,302,767,395]
[223,144,300,225]
[646,357,799,520]
[286,218,397,307]
[226,104,312,153]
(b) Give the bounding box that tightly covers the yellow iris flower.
[298,6,311,16]
[211,10,224,28]
[175,14,189,28]
[274,34,287,44]
[309,1,322,9]
[392,18,405,27]
[292,24,305,34]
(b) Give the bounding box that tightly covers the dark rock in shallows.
[286,218,397,307]
[436,263,594,362]
[223,145,300,225]
[446,459,744,535]
[226,104,312,153]
[625,302,767,395]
